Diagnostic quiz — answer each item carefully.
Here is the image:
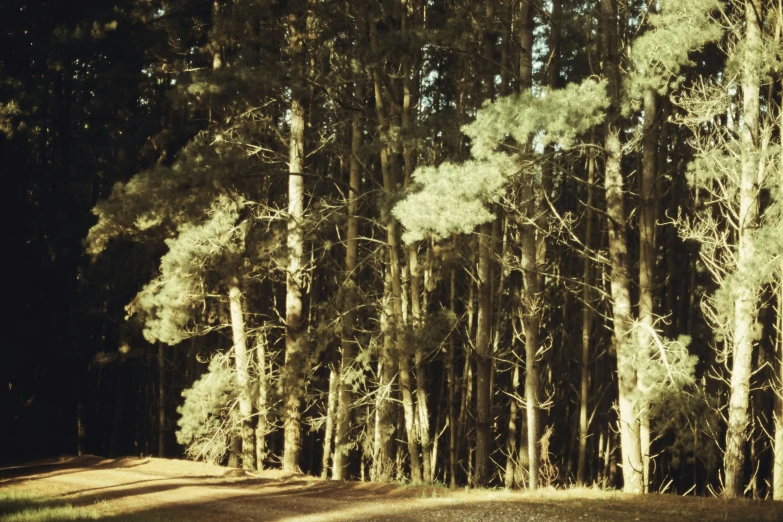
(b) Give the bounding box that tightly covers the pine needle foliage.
[394,79,609,242]
[176,352,238,465]
[128,195,250,345]
[85,137,254,257]
[629,0,723,96]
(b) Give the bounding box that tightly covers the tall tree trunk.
[471,0,497,489]
[638,87,658,493]
[723,0,763,498]
[518,0,540,490]
[401,0,431,483]
[157,342,165,458]
[282,7,307,473]
[369,7,420,482]
[322,364,338,478]
[256,331,269,470]
[229,280,254,470]
[577,155,596,486]
[333,77,363,481]
[521,210,540,490]
[601,0,644,494]
[448,258,458,488]
[212,0,223,70]
[505,361,521,488]
[774,280,783,500]
[399,350,422,481]
[373,285,397,482]
[474,223,493,487]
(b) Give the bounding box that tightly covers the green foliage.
[128,195,249,345]
[393,160,507,243]
[631,329,699,407]
[683,135,781,338]
[685,141,744,189]
[626,326,721,473]
[629,0,723,96]
[176,353,238,465]
[85,137,254,256]
[463,78,610,157]
[395,79,608,242]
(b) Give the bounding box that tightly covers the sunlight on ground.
[2,457,781,522]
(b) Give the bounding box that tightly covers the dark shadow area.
[0,456,149,485]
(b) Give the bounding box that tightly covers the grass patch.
[0,490,173,522]
[0,490,101,521]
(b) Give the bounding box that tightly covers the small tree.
[176,352,237,464]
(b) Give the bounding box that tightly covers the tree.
[675,0,781,498]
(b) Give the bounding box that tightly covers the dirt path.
[1,456,780,521]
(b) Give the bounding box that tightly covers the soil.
[1,456,780,521]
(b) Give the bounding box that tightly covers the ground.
[0,456,780,521]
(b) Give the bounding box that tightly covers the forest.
[2,0,782,502]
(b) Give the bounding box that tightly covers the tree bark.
[401,0,430,483]
[517,0,540,490]
[448,259,458,488]
[333,75,363,481]
[256,331,269,470]
[577,155,596,486]
[321,364,338,478]
[212,0,223,70]
[601,0,644,494]
[638,87,658,493]
[774,280,783,500]
[474,223,493,487]
[229,280,254,470]
[157,342,165,458]
[723,0,763,498]
[368,6,420,481]
[505,361,521,488]
[282,7,307,473]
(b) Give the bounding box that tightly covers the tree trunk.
[322,364,338,478]
[774,280,783,500]
[601,0,644,494]
[474,223,493,487]
[333,76,363,481]
[369,6,418,482]
[401,0,430,483]
[157,342,165,458]
[448,260,458,488]
[400,350,422,481]
[577,155,596,486]
[638,87,658,493]
[77,394,86,457]
[724,0,763,498]
[282,7,307,472]
[228,281,254,470]
[521,193,540,490]
[517,0,540,490]
[374,266,397,482]
[505,361,521,488]
[212,0,223,70]
[256,331,269,471]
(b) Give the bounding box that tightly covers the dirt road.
[0,456,780,521]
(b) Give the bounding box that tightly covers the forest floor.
[0,456,780,521]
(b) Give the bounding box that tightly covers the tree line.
[3,0,781,499]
